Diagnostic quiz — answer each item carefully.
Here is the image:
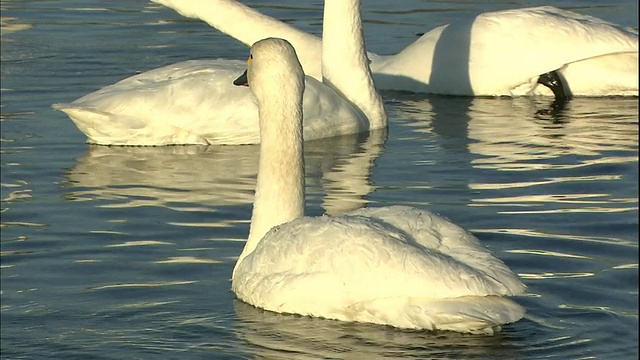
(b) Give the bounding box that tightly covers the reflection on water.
[465,97,638,169]
[233,300,520,359]
[0,16,32,37]
[386,96,637,359]
[64,130,386,216]
[392,96,638,167]
[389,96,638,214]
[465,97,638,216]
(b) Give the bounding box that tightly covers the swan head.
[233,37,305,109]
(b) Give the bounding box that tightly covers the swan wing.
[301,77,370,141]
[346,205,524,294]
[469,6,638,96]
[372,6,638,96]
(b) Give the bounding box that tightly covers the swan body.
[53,0,385,146]
[234,205,526,334]
[369,6,638,97]
[153,0,638,97]
[53,59,374,145]
[233,1,525,333]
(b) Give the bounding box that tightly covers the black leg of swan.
[537,71,570,102]
[535,97,568,122]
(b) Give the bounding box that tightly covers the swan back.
[370,6,638,96]
[235,38,306,270]
[322,0,387,130]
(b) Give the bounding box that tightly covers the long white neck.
[322,0,387,130]
[151,0,323,79]
[234,75,306,273]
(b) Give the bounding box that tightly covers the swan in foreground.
[233,36,526,334]
[151,0,638,97]
[52,0,385,145]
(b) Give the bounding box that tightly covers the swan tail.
[52,103,207,145]
[53,103,116,143]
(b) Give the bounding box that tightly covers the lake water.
[1,0,638,359]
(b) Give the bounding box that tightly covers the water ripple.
[89,280,197,291]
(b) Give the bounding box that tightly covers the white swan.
[53,2,637,145]
[152,0,638,97]
[52,1,385,146]
[233,35,525,334]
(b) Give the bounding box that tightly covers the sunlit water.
[1,1,638,359]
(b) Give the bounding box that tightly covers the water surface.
[1,0,638,358]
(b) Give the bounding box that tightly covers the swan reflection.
[391,96,638,171]
[466,97,638,170]
[387,95,637,216]
[0,16,32,37]
[233,300,519,359]
[64,130,386,215]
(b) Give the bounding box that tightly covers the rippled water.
[1,1,638,359]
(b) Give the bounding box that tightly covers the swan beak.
[233,70,249,87]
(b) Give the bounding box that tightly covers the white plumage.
[234,206,526,334]
[149,0,638,97]
[369,6,638,96]
[230,0,525,333]
[53,1,637,145]
[52,58,380,145]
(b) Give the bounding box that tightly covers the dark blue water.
[1,1,638,358]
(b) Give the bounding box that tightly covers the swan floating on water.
[52,0,385,146]
[151,0,638,97]
[232,33,525,333]
[52,1,637,145]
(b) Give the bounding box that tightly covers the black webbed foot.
[537,70,571,102]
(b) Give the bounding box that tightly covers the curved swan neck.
[151,0,322,79]
[244,104,305,257]
[236,41,306,269]
[322,0,387,129]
